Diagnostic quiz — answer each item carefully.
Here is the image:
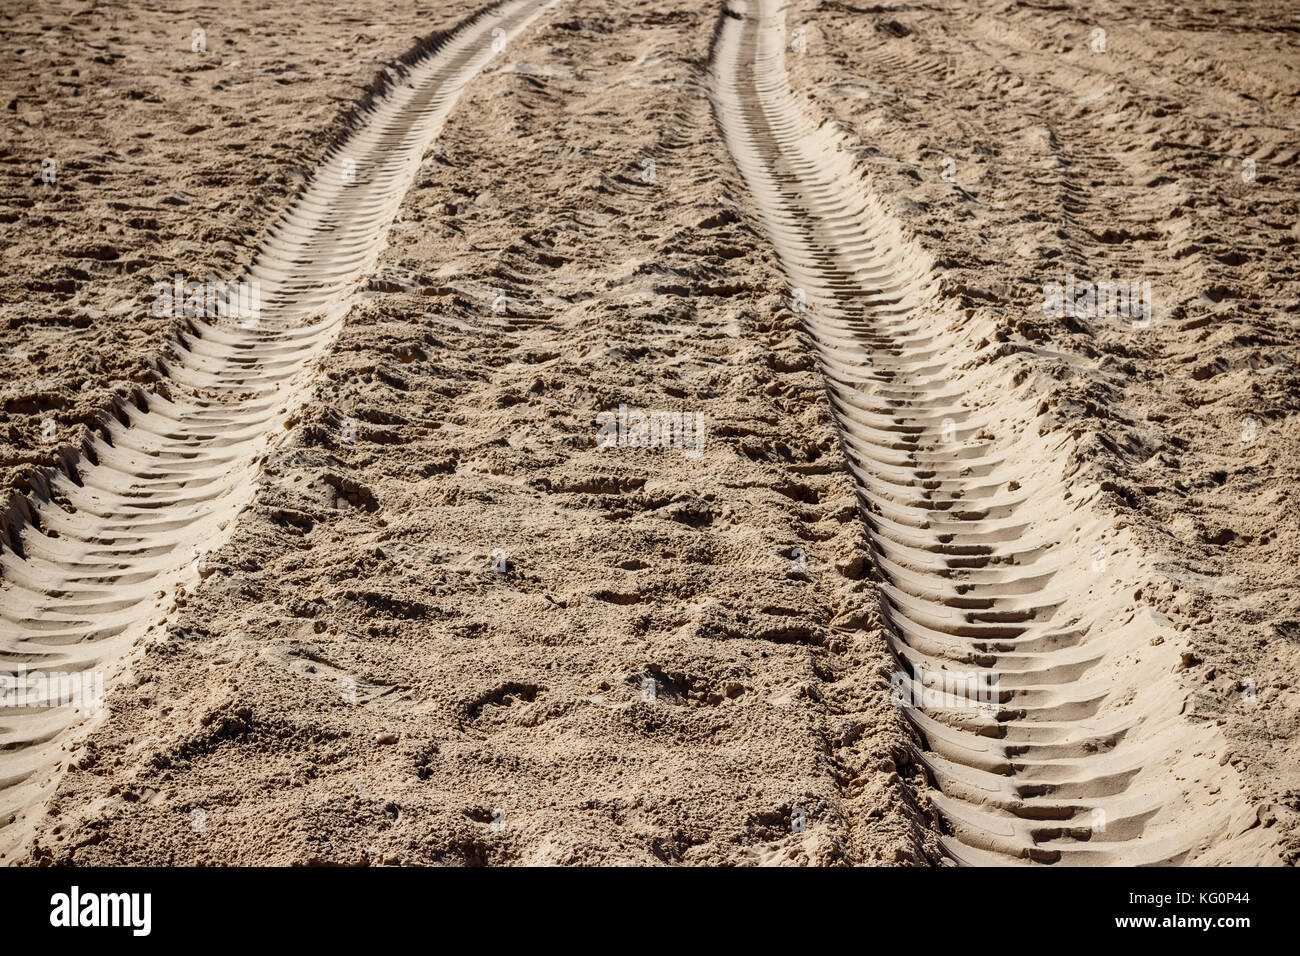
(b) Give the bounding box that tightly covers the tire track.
[709,0,1268,865]
[0,0,558,863]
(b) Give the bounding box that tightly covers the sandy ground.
[1,0,484,497]
[783,0,1300,861]
[0,0,1296,865]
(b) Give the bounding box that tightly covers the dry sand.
[0,0,1296,865]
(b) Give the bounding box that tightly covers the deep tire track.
[0,0,559,863]
[709,0,1264,865]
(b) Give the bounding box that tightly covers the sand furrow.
[709,0,1274,865]
[0,0,559,864]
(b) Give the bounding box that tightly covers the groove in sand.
[709,0,1273,865]
[0,0,559,864]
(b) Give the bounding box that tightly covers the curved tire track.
[709,0,1266,865]
[0,0,559,864]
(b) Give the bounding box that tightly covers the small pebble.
[375,732,398,745]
